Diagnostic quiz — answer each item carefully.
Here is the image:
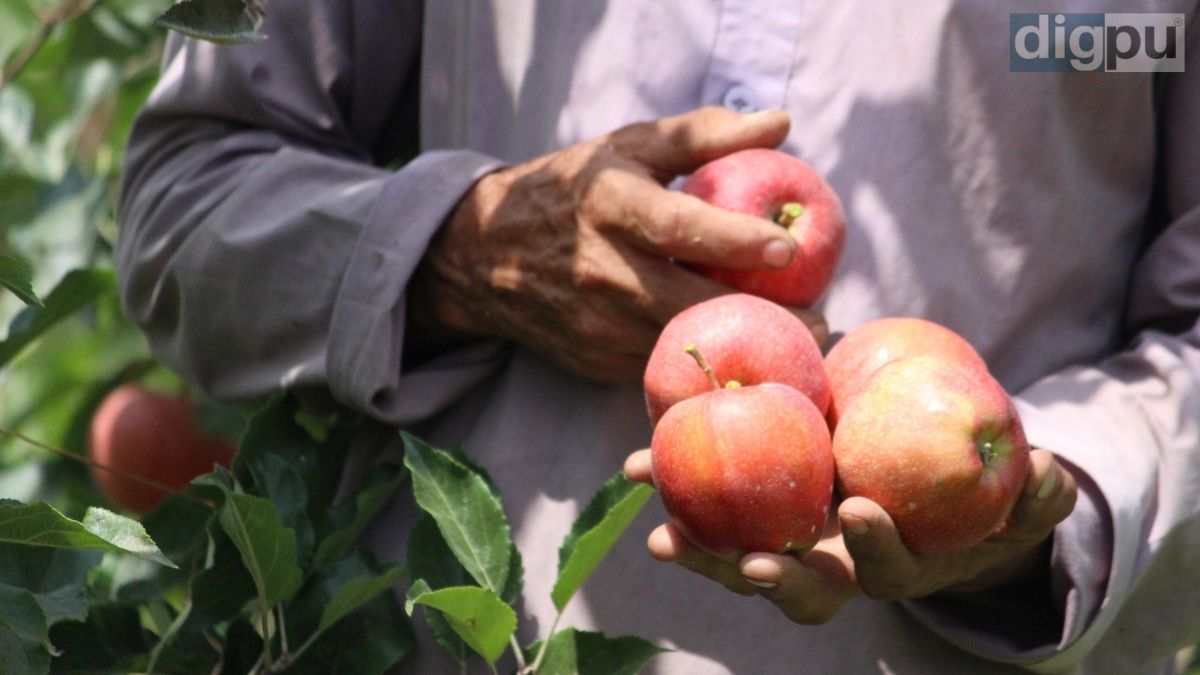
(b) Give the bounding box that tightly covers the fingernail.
[763,239,793,268]
[842,514,869,536]
[743,577,778,589]
[1035,467,1058,500]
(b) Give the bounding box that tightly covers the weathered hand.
[412,107,827,382]
[624,447,1077,624]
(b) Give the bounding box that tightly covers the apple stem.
[683,344,723,390]
[775,202,805,227]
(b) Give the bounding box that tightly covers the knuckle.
[644,200,688,249]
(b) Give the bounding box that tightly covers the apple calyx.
[774,202,806,228]
[975,433,1010,465]
[683,344,741,390]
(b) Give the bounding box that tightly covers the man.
[117,2,1200,672]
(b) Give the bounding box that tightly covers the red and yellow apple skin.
[831,356,1030,554]
[683,148,846,308]
[644,293,829,425]
[650,382,835,558]
[824,317,989,429]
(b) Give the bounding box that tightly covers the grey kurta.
[116,1,1200,673]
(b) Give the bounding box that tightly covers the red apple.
[831,356,1030,553]
[651,379,835,557]
[88,384,237,514]
[683,148,846,307]
[644,293,829,425]
[824,317,988,429]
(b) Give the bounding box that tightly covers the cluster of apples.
[644,149,1030,558]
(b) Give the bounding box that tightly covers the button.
[722,85,760,113]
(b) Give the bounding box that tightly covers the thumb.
[609,106,791,178]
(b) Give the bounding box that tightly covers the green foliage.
[0,1,665,673]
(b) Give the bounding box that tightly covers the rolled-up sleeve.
[116,1,506,424]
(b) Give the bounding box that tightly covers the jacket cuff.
[327,149,508,425]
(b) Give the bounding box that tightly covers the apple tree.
[0,1,664,672]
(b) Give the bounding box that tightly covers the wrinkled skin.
[411,107,826,382]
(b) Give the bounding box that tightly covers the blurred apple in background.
[88,384,236,514]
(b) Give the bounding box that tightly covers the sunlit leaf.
[552,473,652,611]
[405,582,515,665]
[406,514,471,663]
[402,433,514,596]
[0,501,174,567]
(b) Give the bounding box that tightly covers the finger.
[739,551,857,625]
[648,523,759,596]
[1008,449,1079,537]
[838,497,921,601]
[623,449,654,485]
[609,107,791,178]
[595,172,796,270]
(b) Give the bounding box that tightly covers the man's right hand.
[411,106,827,382]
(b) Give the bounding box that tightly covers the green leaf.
[529,629,667,675]
[552,473,653,611]
[401,433,513,596]
[47,602,150,672]
[285,551,414,675]
[405,583,516,665]
[0,253,39,307]
[187,531,257,625]
[313,463,407,569]
[406,514,472,663]
[0,501,175,567]
[154,0,267,44]
[0,584,51,675]
[0,268,114,369]
[317,564,407,635]
[235,393,341,545]
[217,492,303,609]
[0,544,97,627]
[0,583,48,649]
[81,508,177,567]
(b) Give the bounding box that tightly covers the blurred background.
[0,0,177,515]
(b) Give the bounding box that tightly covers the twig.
[1,0,107,91]
[0,424,217,510]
